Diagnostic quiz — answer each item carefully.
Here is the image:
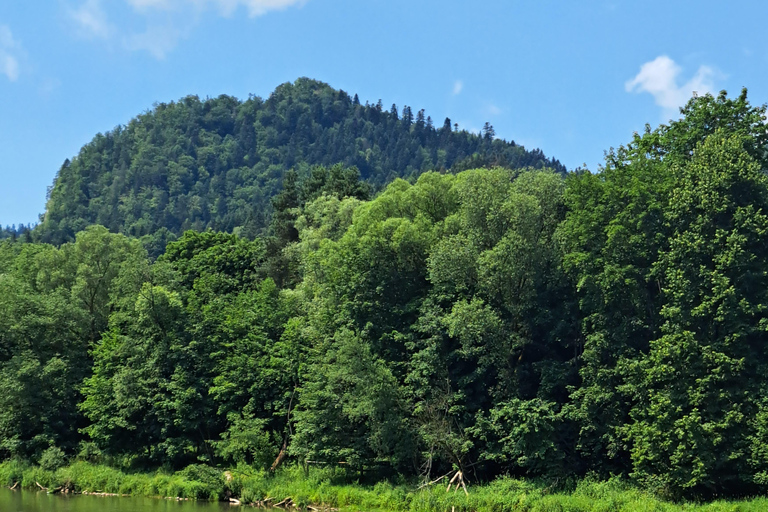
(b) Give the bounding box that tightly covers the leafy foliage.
[37,78,563,253]
[3,88,768,501]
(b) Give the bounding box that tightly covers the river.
[0,488,234,512]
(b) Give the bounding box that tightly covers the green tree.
[628,131,768,496]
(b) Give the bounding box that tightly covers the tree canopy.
[2,88,768,500]
[36,78,564,254]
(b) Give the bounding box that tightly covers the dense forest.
[35,78,563,255]
[0,224,33,242]
[2,87,768,501]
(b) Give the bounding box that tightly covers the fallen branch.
[35,482,48,491]
[9,481,18,490]
[275,497,293,507]
[229,497,241,505]
[418,471,453,490]
[446,470,469,495]
[446,471,461,492]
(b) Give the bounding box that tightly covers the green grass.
[2,460,768,511]
[0,460,224,500]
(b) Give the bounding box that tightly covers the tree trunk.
[270,439,288,472]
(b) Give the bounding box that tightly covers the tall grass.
[0,460,224,500]
[2,460,768,511]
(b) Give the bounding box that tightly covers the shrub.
[76,442,103,464]
[38,446,67,471]
[177,463,225,500]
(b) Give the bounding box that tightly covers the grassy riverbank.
[2,460,768,511]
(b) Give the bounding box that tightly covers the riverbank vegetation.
[2,88,768,507]
[3,461,768,511]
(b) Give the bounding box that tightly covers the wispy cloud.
[213,0,309,17]
[124,0,175,10]
[0,25,21,82]
[69,0,113,39]
[625,55,717,119]
[452,80,463,95]
[124,0,307,17]
[124,24,185,60]
[67,0,309,59]
[485,103,501,116]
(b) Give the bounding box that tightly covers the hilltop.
[36,78,563,251]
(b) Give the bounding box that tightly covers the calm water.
[0,489,233,512]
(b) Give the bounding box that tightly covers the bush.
[38,446,67,471]
[76,442,102,464]
[176,463,225,500]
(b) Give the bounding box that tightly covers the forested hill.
[37,78,563,248]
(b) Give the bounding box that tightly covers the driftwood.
[445,471,468,496]
[275,497,293,507]
[9,481,18,490]
[229,497,241,505]
[445,471,460,492]
[35,481,47,491]
[418,470,453,490]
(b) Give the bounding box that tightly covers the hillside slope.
[38,78,564,247]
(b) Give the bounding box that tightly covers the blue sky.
[1,0,767,226]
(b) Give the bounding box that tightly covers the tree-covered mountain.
[38,78,564,250]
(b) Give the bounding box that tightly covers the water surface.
[0,488,232,512]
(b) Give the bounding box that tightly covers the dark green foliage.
[0,224,34,242]
[559,89,768,496]
[292,329,413,471]
[37,78,564,253]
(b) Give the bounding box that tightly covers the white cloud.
[125,0,175,10]
[124,24,184,59]
[0,25,21,82]
[69,0,308,60]
[485,104,501,116]
[625,55,717,118]
[69,0,113,39]
[207,0,308,17]
[452,80,463,95]
[124,0,307,17]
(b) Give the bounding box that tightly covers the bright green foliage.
[0,227,145,460]
[295,167,576,478]
[266,163,372,287]
[208,279,301,466]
